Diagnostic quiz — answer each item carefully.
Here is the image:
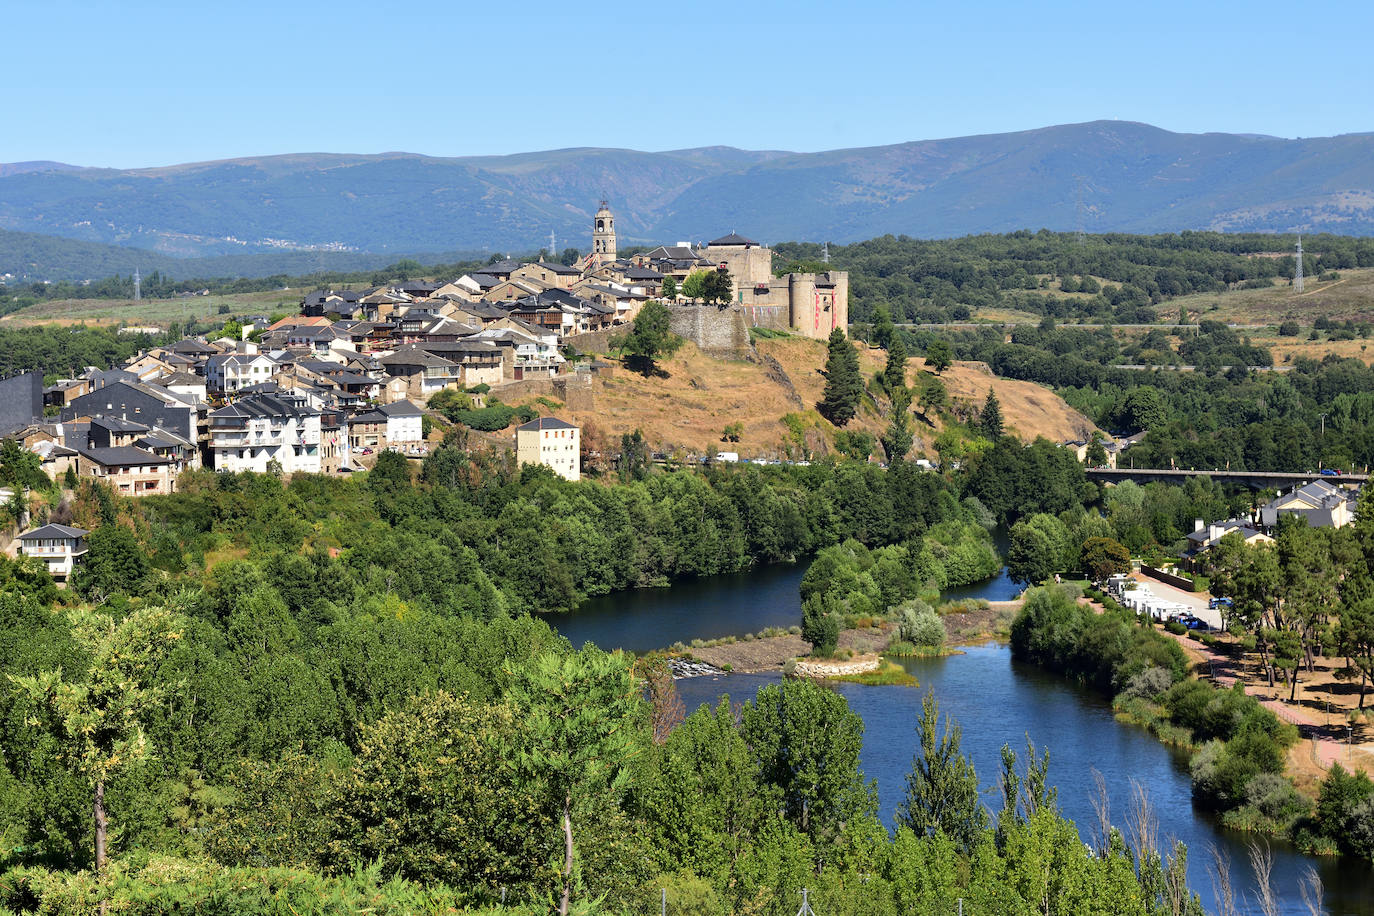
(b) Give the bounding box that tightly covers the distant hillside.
[2,122,1373,269]
[0,229,486,283]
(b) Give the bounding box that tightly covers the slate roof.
[380,400,423,417]
[350,409,389,424]
[90,416,150,433]
[708,232,759,247]
[207,393,319,422]
[19,524,88,540]
[378,347,457,369]
[534,261,581,275]
[516,417,577,432]
[79,446,171,467]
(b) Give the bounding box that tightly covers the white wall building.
[515,416,580,481]
[17,524,89,581]
[206,394,322,474]
[205,348,279,394]
[380,401,424,450]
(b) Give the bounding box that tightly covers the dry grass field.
[1161,268,1374,326]
[0,289,300,327]
[560,336,1100,458]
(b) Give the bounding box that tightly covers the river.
[546,563,1372,915]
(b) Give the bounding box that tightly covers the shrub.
[894,599,943,646]
[1164,620,1187,635]
[1243,771,1310,825]
[1121,666,1174,702]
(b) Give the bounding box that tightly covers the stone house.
[76,446,176,496]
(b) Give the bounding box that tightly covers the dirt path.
[1084,594,1373,776]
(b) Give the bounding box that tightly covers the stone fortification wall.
[668,305,752,357]
[565,326,622,354]
[741,304,790,332]
[493,374,595,411]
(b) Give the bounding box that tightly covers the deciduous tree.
[925,338,953,375]
[619,300,681,375]
[11,605,185,878]
[899,691,987,852]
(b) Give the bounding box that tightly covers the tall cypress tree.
[981,389,1004,440]
[818,329,862,427]
[882,385,914,463]
[883,335,908,393]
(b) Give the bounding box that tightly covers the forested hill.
[780,231,1374,325]
[3,121,1373,269]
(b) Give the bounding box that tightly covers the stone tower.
[592,200,617,265]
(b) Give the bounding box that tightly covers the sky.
[3,0,1371,169]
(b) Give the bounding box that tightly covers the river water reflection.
[547,563,1372,915]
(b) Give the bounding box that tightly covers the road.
[1127,571,1222,629]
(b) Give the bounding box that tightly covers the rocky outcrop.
[670,658,727,679]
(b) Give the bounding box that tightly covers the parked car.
[1178,614,1208,630]
[1209,596,1233,610]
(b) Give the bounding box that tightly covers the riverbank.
[684,598,1025,674]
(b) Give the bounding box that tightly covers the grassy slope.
[1159,267,1374,325]
[564,337,1099,458]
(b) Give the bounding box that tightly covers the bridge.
[1086,468,1369,489]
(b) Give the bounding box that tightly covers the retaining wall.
[792,656,881,678]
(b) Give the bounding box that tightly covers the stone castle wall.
[668,305,752,357]
[564,326,621,354]
[494,374,595,411]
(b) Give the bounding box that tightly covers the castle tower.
[592,201,617,265]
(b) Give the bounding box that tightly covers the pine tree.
[818,328,862,427]
[981,389,1004,439]
[883,335,907,393]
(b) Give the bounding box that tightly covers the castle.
[581,203,848,341]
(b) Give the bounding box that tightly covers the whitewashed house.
[17,523,88,582]
[515,416,580,481]
[206,394,322,474]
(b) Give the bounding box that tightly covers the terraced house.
[206,393,322,474]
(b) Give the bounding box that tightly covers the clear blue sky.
[4,0,1370,168]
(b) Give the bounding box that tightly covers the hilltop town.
[0,203,856,490]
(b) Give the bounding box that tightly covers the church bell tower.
[592,200,617,265]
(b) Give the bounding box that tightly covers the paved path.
[1127,571,1223,629]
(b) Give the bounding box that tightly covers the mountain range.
[3,120,1374,280]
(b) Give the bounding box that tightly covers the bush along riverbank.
[798,521,1000,656]
[1007,585,1374,860]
